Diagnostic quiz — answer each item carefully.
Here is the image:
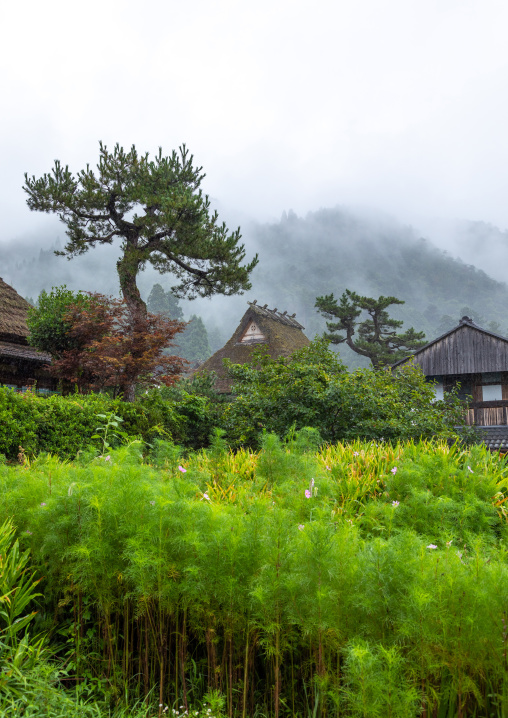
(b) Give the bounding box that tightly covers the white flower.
[467,466,474,473]
[427,544,438,549]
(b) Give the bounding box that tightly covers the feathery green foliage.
[1,437,508,715]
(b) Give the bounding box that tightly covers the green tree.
[27,286,92,358]
[221,339,462,447]
[177,315,211,365]
[315,290,427,368]
[147,283,184,321]
[23,142,258,397]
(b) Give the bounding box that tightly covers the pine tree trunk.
[117,248,145,402]
[117,247,146,321]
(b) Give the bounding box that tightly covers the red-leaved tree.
[48,293,188,398]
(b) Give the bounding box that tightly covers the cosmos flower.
[390,467,397,474]
[178,465,187,473]
[305,490,311,498]
[427,544,438,549]
[391,500,399,507]
[298,524,305,530]
[467,466,474,473]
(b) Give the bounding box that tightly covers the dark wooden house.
[394,315,508,449]
[197,300,311,393]
[0,277,56,392]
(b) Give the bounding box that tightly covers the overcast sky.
[2,0,508,242]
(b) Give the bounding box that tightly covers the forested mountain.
[2,206,508,368]
[242,208,508,366]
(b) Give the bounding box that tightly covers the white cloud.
[2,0,508,241]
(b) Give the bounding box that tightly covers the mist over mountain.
[2,206,508,368]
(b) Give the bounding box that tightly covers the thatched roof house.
[394,315,508,450]
[0,277,55,391]
[198,300,311,392]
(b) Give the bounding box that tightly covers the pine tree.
[315,290,427,368]
[147,283,184,321]
[24,143,258,399]
[177,315,211,365]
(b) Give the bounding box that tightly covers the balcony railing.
[465,400,508,426]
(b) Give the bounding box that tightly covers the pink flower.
[353,452,359,457]
[202,493,210,501]
[326,465,331,471]
[427,544,438,549]
[467,466,474,473]
[390,467,397,474]
[40,502,46,506]
[391,500,399,507]
[178,465,187,473]
[298,524,305,530]
[305,490,311,499]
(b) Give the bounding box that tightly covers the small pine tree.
[316,290,426,368]
[147,283,184,321]
[177,315,211,365]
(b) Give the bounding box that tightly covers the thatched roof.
[0,340,51,363]
[197,301,311,392]
[0,277,32,343]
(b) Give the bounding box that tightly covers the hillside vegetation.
[3,208,508,368]
[246,209,508,366]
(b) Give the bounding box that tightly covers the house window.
[240,321,266,343]
[432,383,444,401]
[482,384,503,401]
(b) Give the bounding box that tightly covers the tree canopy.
[220,339,462,447]
[147,283,184,321]
[315,290,427,368]
[23,142,258,320]
[27,287,187,397]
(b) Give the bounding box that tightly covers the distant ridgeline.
[243,208,508,367]
[3,207,508,369]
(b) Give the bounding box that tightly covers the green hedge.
[0,388,214,460]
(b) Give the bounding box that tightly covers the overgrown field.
[2,435,508,717]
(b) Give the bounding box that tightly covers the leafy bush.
[0,387,203,459]
[221,339,464,447]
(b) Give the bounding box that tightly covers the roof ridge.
[247,300,304,329]
[393,316,508,367]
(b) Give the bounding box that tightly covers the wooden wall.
[409,325,508,375]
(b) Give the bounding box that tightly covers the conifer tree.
[24,143,258,398]
[177,315,211,365]
[316,290,426,368]
[147,283,184,321]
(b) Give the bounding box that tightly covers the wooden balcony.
[465,400,508,426]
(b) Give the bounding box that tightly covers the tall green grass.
[2,436,508,716]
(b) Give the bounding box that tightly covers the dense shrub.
[221,339,465,447]
[0,387,204,459]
